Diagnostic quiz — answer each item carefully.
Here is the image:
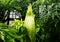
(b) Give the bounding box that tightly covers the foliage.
[33,0,60,42]
[0,23,25,42]
[0,0,60,42]
[0,4,40,42]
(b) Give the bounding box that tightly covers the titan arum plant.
[24,4,36,42]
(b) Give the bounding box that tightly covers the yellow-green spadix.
[24,4,35,29]
[24,4,35,42]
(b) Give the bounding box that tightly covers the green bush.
[0,0,60,42]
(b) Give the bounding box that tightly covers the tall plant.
[24,4,36,42]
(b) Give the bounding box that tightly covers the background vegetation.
[0,0,60,42]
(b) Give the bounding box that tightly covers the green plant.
[0,23,24,42]
[24,4,35,42]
